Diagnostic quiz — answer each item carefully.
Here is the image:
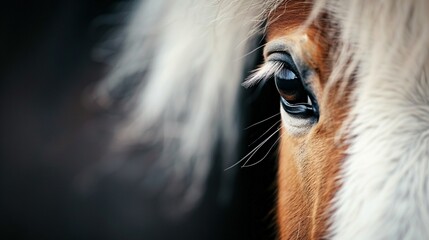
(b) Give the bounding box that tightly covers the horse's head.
[97,0,429,238]
[250,1,429,239]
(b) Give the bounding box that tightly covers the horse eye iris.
[275,68,308,104]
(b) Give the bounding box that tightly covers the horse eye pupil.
[275,68,308,104]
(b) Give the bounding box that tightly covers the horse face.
[263,3,351,239]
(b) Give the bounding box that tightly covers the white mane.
[322,0,429,239]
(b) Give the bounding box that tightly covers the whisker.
[242,128,284,168]
[248,119,281,146]
[244,113,280,130]
[236,43,267,61]
[240,127,281,168]
[224,127,281,171]
[241,128,280,168]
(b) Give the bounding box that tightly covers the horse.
[94,0,429,239]
[1,0,428,239]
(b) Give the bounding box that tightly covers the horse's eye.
[275,68,309,104]
[273,63,318,118]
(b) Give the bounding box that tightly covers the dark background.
[1,1,280,239]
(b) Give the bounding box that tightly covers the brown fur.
[266,1,352,239]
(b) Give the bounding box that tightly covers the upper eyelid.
[244,48,310,87]
[264,40,306,75]
[263,39,294,58]
[266,52,315,95]
[267,52,301,78]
